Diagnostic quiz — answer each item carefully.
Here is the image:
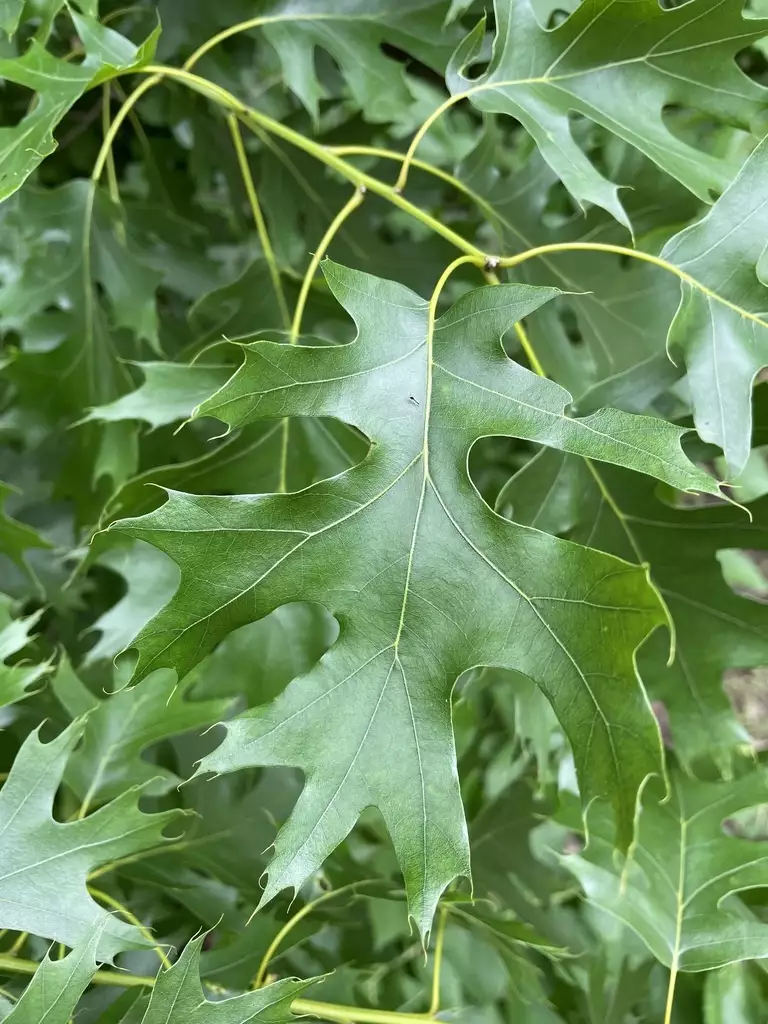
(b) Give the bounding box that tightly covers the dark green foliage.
[0,2,767,1021]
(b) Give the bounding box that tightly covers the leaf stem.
[124,65,483,259]
[295,1000,430,1024]
[290,187,366,344]
[252,880,373,989]
[513,322,546,378]
[428,907,447,1016]
[329,145,498,226]
[0,954,155,988]
[88,886,172,970]
[275,185,365,493]
[92,73,162,183]
[104,68,766,337]
[181,15,335,71]
[101,84,124,243]
[394,75,554,194]
[0,955,433,1023]
[395,92,467,193]
[496,243,768,332]
[227,113,291,330]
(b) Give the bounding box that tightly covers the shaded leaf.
[560,771,768,971]
[661,134,768,475]
[85,541,179,666]
[86,361,235,430]
[52,655,233,806]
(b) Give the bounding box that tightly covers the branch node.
[483,256,500,272]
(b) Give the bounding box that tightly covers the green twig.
[0,954,433,1024]
[227,113,291,330]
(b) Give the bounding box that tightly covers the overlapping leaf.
[559,772,768,971]
[136,934,313,1024]
[0,592,50,708]
[448,0,768,225]
[113,263,721,936]
[661,135,768,475]
[52,655,233,807]
[0,719,190,959]
[498,440,768,773]
[3,926,103,1024]
[0,13,158,203]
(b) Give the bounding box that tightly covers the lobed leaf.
[113,264,721,936]
[449,0,768,225]
[0,719,190,959]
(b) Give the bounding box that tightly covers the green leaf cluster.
[0,1,767,1021]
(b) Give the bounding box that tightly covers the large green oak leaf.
[112,265,719,938]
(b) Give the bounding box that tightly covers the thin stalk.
[0,955,432,1023]
[0,955,154,988]
[295,999,430,1024]
[275,185,365,493]
[64,62,768,335]
[429,255,485,319]
[93,73,162,183]
[496,243,768,332]
[113,80,173,207]
[290,187,366,344]
[88,887,172,970]
[101,83,124,243]
[583,457,645,564]
[182,14,341,71]
[87,830,231,880]
[227,113,290,329]
[513,321,546,377]
[428,907,447,1016]
[122,66,483,260]
[329,145,499,225]
[394,74,567,194]
[277,419,291,496]
[395,92,469,192]
[664,965,679,1024]
[7,934,26,957]
[252,881,373,989]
